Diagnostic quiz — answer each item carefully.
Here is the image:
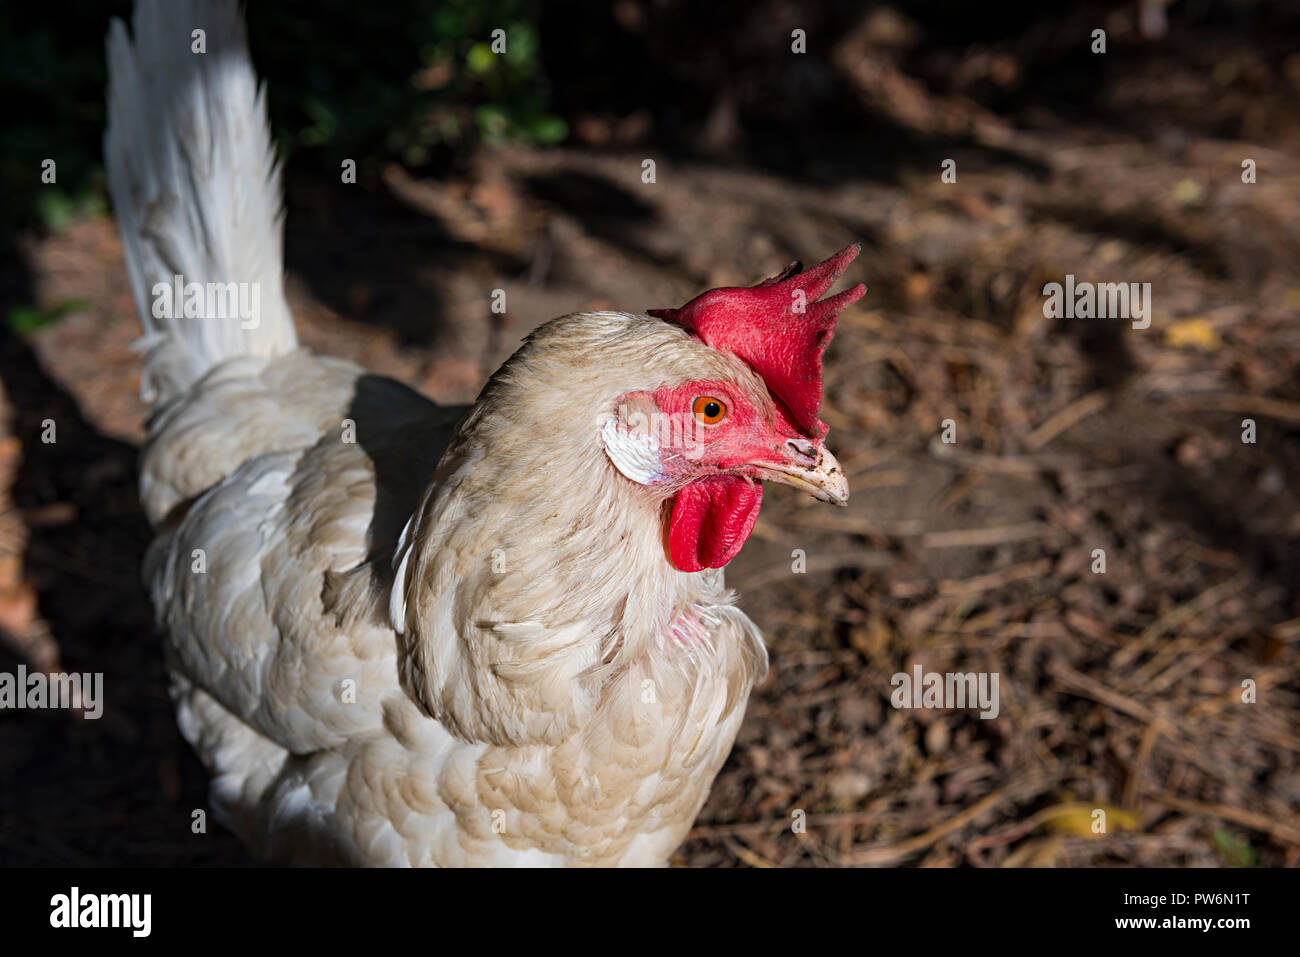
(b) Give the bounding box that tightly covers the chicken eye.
[692,396,728,425]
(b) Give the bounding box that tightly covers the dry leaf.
[1044,802,1141,838]
[1164,317,1220,351]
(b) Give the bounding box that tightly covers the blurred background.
[1,0,1298,866]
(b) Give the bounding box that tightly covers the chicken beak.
[755,438,849,506]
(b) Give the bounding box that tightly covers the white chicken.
[105,0,864,865]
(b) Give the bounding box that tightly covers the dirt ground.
[1,6,1299,866]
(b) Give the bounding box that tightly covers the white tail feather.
[105,0,296,403]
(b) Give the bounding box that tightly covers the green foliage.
[1212,828,1257,867]
[7,299,89,334]
[0,1,562,233]
[0,3,130,232]
[246,0,565,173]
[36,185,107,234]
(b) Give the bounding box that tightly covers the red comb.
[648,245,866,437]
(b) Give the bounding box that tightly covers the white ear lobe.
[601,415,665,486]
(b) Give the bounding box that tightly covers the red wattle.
[667,476,763,572]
